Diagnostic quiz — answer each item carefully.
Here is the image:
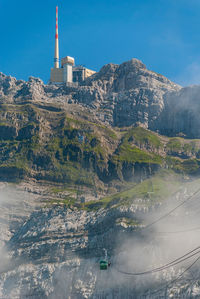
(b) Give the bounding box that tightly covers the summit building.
[50,7,96,85]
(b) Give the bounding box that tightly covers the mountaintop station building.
[50,7,96,85]
[50,56,96,85]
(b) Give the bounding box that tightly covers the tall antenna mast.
[54,6,59,68]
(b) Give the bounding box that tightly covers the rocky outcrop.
[0,98,200,186]
[3,57,200,138]
[76,59,181,127]
[1,58,200,186]
[0,58,181,130]
[84,59,178,92]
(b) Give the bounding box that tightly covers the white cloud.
[175,61,200,86]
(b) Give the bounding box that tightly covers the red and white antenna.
[54,6,59,68]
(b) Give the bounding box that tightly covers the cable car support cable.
[145,254,200,297]
[115,246,200,276]
[143,187,200,231]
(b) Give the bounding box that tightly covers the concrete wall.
[50,68,64,83]
[73,67,96,82]
[63,64,73,83]
[50,65,96,84]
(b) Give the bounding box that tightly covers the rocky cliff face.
[2,58,200,139]
[83,59,180,128]
[1,59,200,188]
[0,182,200,299]
[0,58,180,130]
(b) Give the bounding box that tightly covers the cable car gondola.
[99,260,111,270]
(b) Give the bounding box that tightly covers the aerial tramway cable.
[144,254,200,297]
[147,187,200,234]
[143,187,200,231]
[113,188,200,277]
[157,225,200,235]
[113,187,200,296]
[115,246,200,276]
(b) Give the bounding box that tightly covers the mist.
[111,182,200,296]
[1,178,200,298]
[0,184,37,275]
[46,178,200,298]
[0,184,16,272]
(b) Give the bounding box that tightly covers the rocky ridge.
[0,59,180,129]
[2,58,200,140]
[1,60,200,189]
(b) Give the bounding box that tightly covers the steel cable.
[157,226,200,234]
[144,255,200,297]
[115,246,200,276]
[143,187,200,231]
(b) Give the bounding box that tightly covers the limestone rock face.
[85,58,177,92]
[82,58,181,127]
[2,58,200,137]
[0,185,199,298]
[0,59,181,131]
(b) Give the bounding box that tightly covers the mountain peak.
[120,58,146,69]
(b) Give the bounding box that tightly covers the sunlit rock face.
[0,58,181,131]
[83,58,180,128]
[2,58,200,138]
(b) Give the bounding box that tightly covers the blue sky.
[0,0,200,85]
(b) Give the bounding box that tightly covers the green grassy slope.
[0,103,200,188]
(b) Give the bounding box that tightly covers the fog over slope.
[0,179,200,298]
